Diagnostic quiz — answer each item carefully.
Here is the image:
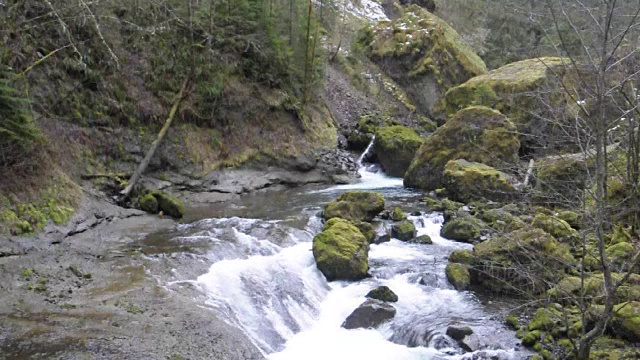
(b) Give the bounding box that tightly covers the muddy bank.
[0,188,264,360]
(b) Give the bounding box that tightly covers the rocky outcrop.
[323,190,385,222]
[374,126,423,177]
[312,218,369,281]
[358,6,486,119]
[342,299,397,329]
[442,159,517,202]
[438,57,568,153]
[404,106,519,191]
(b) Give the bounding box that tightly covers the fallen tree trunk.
[119,79,189,201]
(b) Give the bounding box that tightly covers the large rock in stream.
[404,106,519,191]
[342,299,397,329]
[313,218,369,281]
[373,126,423,177]
[323,190,385,222]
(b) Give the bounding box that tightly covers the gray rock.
[342,299,396,329]
[446,325,473,341]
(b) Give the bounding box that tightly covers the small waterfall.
[356,135,376,167]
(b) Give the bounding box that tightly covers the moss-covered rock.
[138,193,159,214]
[548,274,640,303]
[531,214,579,242]
[440,216,485,243]
[391,207,407,222]
[439,57,568,153]
[357,6,486,118]
[391,220,417,241]
[323,191,385,222]
[446,263,470,290]
[555,210,582,230]
[366,286,399,303]
[442,159,516,202]
[150,191,184,219]
[472,228,575,294]
[356,221,376,244]
[611,302,640,342]
[449,249,474,264]
[313,218,369,281]
[477,207,515,230]
[412,234,432,244]
[374,126,423,177]
[404,106,519,191]
[534,154,589,204]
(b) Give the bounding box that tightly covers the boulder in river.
[442,159,517,203]
[446,325,473,341]
[313,218,369,281]
[342,299,397,329]
[391,220,417,241]
[445,263,470,291]
[404,106,519,191]
[366,286,399,303]
[323,190,385,222]
[374,126,423,177]
[411,234,432,244]
[440,216,486,243]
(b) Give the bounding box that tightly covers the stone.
[342,299,397,329]
[373,234,391,244]
[442,159,517,202]
[449,249,473,265]
[150,191,185,219]
[404,106,519,191]
[323,191,385,222]
[365,286,399,303]
[312,218,369,281]
[446,325,473,341]
[412,235,432,244]
[531,213,579,241]
[374,126,423,177]
[445,263,470,290]
[440,217,485,243]
[392,220,417,241]
[392,207,407,221]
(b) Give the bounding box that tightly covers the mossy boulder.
[611,302,640,342]
[472,228,575,294]
[548,274,640,303]
[404,106,519,191]
[357,5,486,118]
[412,234,432,244]
[531,214,579,242]
[439,57,568,153]
[441,216,485,243]
[323,191,385,222]
[477,208,515,230]
[449,249,474,265]
[391,207,407,221]
[366,286,399,303]
[347,114,395,150]
[150,191,185,219]
[373,126,423,177]
[391,220,417,241]
[446,263,470,290]
[356,221,376,244]
[556,210,582,229]
[442,159,517,202]
[534,154,589,204]
[312,218,369,281]
[138,193,159,214]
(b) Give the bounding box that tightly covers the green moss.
[445,263,470,290]
[531,214,579,241]
[150,191,184,219]
[440,216,485,243]
[355,221,376,244]
[392,207,407,222]
[137,193,159,214]
[442,159,516,202]
[529,307,562,331]
[20,268,35,279]
[473,228,575,294]
[612,302,640,342]
[404,106,519,191]
[374,126,423,177]
[366,286,399,303]
[556,210,581,229]
[412,235,432,244]
[535,155,589,204]
[477,208,515,230]
[323,191,385,222]
[391,220,417,241]
[358,5,486,117]
[521,330,542,347]
[449,249,473,264]
[505,315,520,330]
[312,218,369,281]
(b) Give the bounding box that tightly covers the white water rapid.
[165,144,526,360]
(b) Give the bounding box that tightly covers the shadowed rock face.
[342,299,397,329]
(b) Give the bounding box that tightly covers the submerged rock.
[312,218,369,281]
[392,220,417,241]
[323,191,385,222]
[404,106,519,191]
[342,299,397,329]
[412,234,432,244]
[366,286,399,303]
[374,126,423,177]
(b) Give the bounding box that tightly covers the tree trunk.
[119,79,189,200]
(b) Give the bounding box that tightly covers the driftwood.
[119,79,189,200]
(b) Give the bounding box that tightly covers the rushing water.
[160,140,527,360]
